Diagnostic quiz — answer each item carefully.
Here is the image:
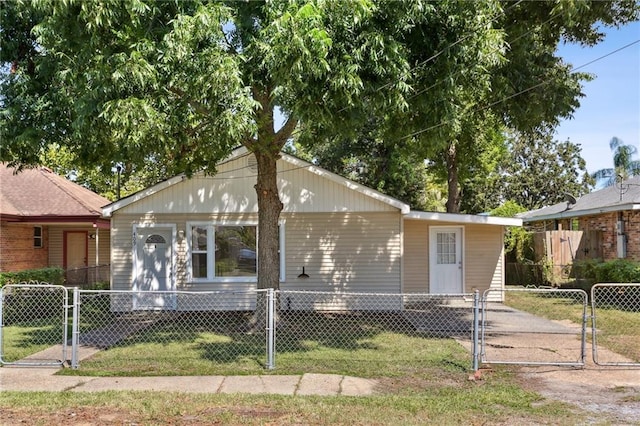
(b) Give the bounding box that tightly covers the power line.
[397,38,640,141]
[407,14,558,102]
[338,0,525,113]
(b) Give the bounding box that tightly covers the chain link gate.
[591,283,640,367]
[0,284,69,366]
[481,288,588,367]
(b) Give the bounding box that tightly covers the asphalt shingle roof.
[520,175,640,221]
[0,164,111,219]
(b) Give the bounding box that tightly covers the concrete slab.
[72,376,225,393]
[218,375,298,395]
[257,375,301,395]
[340,376,378,396]
[0,367,83,392]
[297,373,342,396]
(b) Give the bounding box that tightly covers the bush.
[0,267,65,287]
[594,259,640,283]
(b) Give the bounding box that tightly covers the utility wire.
[398,38,640,141]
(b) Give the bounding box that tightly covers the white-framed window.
[33,226,43,248]
[186,221,285,282]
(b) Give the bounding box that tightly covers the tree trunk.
[445,142,461,213]
[254,150,283,290]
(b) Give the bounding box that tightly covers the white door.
[429,227,463,294]
[134,228,176,309]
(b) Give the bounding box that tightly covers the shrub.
[0,267,65,287]
[594,259,640,283]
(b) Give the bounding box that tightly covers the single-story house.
[102,148,521,310]
[0,164,111,284]
[519,175,640,262]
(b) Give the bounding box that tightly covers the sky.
[555,21,640,176]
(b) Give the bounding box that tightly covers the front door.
[429,227,463,294]
[134,227,176,309]
[65,231,87,285]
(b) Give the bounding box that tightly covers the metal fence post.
[71,287,80,369]
[472,289,480,372]
[265,288,275,370]
[0,287,4,363]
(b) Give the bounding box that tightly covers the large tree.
[462,130,594,212]
[294,119,430,210]
[1,0,415,290]
[306,1,638,213]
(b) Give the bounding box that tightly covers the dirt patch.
[514,365,640,424]
[0,406,291,425]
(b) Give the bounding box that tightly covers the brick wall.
[578,211,640,261]
[528,210,640,262]
[0,222,49,272]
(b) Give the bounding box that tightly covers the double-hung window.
[34,226,43,248]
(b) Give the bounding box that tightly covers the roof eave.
[405,211,522,226]
[521,203,640,222]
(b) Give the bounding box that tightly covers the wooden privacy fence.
[533,230,602,285]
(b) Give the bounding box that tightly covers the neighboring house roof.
[0,164,111,225]
[520,175,640,222]
[102,148,521,227]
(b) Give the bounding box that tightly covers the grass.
[0,319,65,362]
[506,290,640,362]
[0,376,584,425]
[0,304,610,424]
[54,311,472,377]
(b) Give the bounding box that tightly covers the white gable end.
[114,153,402,215]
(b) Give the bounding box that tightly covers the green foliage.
[465,130,594,212]
[491,201,533,263]
[594,259,640,283]
[0,267,65,287]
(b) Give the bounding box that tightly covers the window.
[436,231,456,264]
[34,226,43,248]
[188,223,257,281]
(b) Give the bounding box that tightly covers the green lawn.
[0,307,610,423]
[0,375,584,425]
[55,311,472,378]
[0,320,66,362]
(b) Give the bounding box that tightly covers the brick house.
[520,175,640,262]
[0,164,111,284]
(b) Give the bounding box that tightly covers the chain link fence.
[591,283,640,366]
[0,284,69,366]
[481,288,588,367]
[274,291,478,372]
[6,284,636,373]
[73,289,270,371]
[65,265,111,289]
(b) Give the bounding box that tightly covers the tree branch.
[274,116,298,148]
[166,86,212,116]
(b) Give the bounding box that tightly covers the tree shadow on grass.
[72,307,474,374]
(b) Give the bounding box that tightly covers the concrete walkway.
[2,335,378,396]
[0,367,378,396]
